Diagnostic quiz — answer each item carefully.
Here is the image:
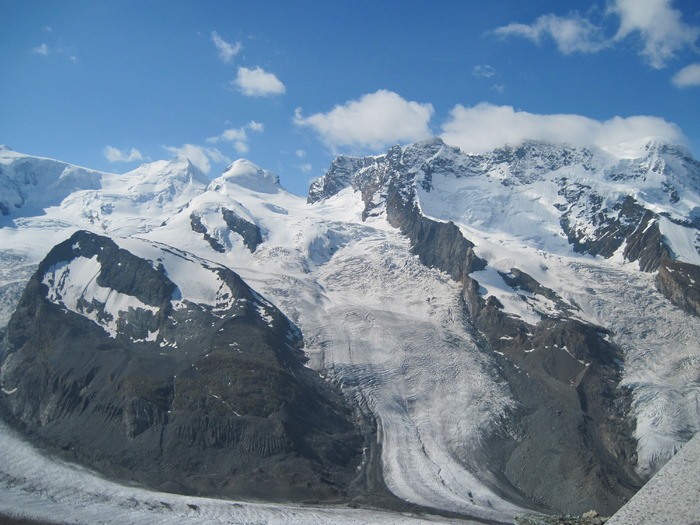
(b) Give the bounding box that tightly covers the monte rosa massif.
[0,138,699,525]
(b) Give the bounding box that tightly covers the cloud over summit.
[440,103,685,155]
[294,90,434,153]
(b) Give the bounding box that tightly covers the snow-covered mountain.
[1,138,699,523]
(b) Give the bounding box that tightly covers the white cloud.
[233,66,285,97]
[248,120,264,132]
[294,89,434,153]
[611,0,700,69]
[440,103,685,154]
[33,43,50,56]
[211,31,241,64]
[473,65,496,78]
[103,146,144,163]
[494,1,699,68]
[233,141,249,154]
[219,128,247,142]
[672,62,700,87]
[299,163,313,173]
[207,121,264,155]
[495,13,608,54]
[295,149,306,158]
[163,144,230,174]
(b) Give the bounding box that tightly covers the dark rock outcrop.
[656,257,700,317]
[561,195,670,272]
[307,155,376,204]
[190,213,226,253]
[221,208,262,252]
[189,209,263,254]
[0,230,369,502]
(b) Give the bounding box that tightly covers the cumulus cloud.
[495,13,608,54]
[207,121,264,154]
[233,66,285,97]
[295,149,306,158]
[299,163,313,173]
[611,0,699,69]
[440,103,685,154]
[103,146,144,163]
[211,31,241,64]
[294,90,434,153]
[163,144,230,174]
[672,62,700,87]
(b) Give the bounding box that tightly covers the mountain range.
[0,138,699,524]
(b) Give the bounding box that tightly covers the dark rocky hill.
[0,230,371,502]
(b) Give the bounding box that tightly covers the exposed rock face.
[189,208,263,254]
[656,257,700,317]
[221,208,263,252]
[0,230,367,501]
[190,213,226,253]
[561,196,668,272]
[307,155,377,204]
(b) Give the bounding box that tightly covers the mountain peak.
[163,155,210,183]
[598,136,690,160]
[209,159,281,194]
[123,156,210,190]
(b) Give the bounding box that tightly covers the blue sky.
[2,0,699,195]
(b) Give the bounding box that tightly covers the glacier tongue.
[235,213,523,521]
[0,418,476,525]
